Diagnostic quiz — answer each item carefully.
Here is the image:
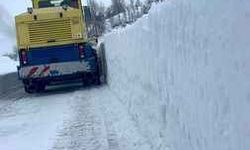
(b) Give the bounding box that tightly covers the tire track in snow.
[0,72,143,150]
[51,86,124,150]
[51,89,109,150]
[105,125,120,150]
[95,87,150,150]
[102,110,120,150]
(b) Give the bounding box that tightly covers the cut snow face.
[104,0,250,150]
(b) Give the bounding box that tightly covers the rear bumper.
[23,73,87,86]
[18,61,92,80]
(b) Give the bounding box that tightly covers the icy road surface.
[0,73,149,150]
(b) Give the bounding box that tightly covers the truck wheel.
[35,82,46,93]
[23,81,45,93]
[82,74,90,86]
[24,84,36,94]
[98,43,107,84]
[82,73,100,86]
[93,72,101,85]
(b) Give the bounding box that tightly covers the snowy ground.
[0,0,250,150]
[0,57,18,75]
[0,92,73,150]
[0,82,149,150]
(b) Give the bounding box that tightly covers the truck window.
[38,0,79,8]
[38,0,54,8]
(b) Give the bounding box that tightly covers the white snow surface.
[0,93,75,150]
[0,1,250,150]
[0,56,18,75]
[104,1,250,150]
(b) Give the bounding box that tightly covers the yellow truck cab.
[15,0,101,93]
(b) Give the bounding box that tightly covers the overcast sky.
[0,0,147,53]
[0,0,111,17]
[0,0,112,53]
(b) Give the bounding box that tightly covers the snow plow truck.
[15,0,107,93]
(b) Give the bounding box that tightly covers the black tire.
[23,80,46,93]
[24,84,36,94]
[82,72,100,87]
[35,82,46,93]
[82,73,91,86]
[92,72,101,85]
[98,43,107,84]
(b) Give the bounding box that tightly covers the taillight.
[20,50,28,65]
[79,45,85,59]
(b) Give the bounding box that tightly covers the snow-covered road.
[0,79,77,150]
[1,1,250,150]
[0,73,148,150]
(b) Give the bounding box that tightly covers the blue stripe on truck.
[18,43,99,80]
[26,44,80,66]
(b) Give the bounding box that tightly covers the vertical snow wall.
[105,1,250,150]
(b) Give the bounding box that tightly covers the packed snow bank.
[105,1,250,150]
[0,56,18,75]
